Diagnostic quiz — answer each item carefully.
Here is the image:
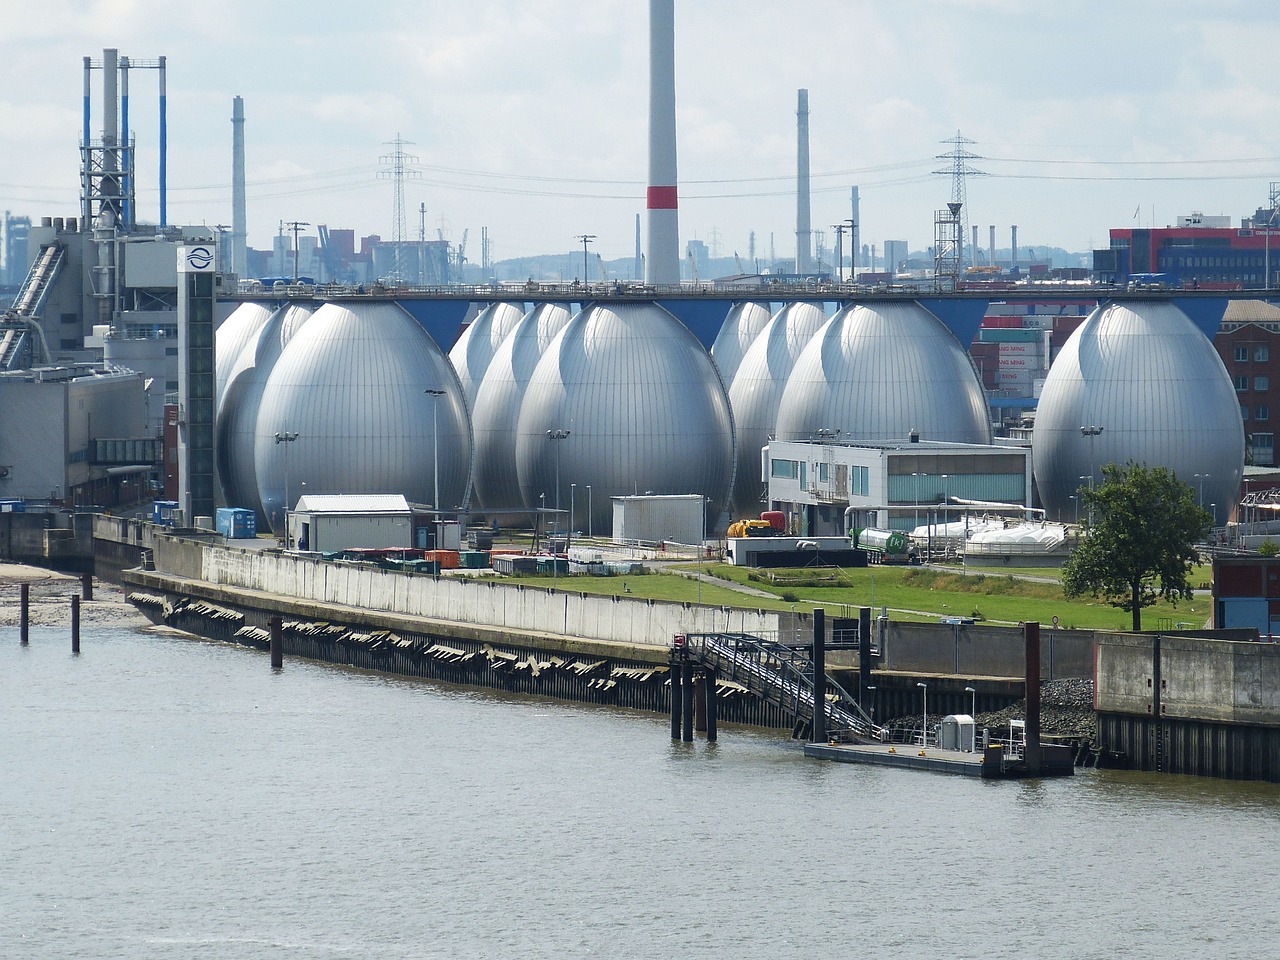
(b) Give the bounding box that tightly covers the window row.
[1235,375,1271,391]
[1234,345,1271,362]
[1243,404,1270,421]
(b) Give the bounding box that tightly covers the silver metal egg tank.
[1032,299,1244,525]
[726,302,826,518]
[710,301,771,385]
[775,300,991,445]
[216,302,314,517]
[515,301,734,536]
[253,301,471,532]
[215,302,274,415]
[448,301,526,405]
[471,302,572,515]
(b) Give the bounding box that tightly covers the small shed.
[611,494,705,545]
[287,494,412,553]
[937,714,976,752]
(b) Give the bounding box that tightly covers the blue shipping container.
[216,507,257,540]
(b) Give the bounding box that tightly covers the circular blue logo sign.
[186,246,214,270]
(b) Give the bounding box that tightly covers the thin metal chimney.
[850,185,860,272]
[645,0,680,285]
[989,225,996,268]
[972,225,979,266]
[232,96,247,277]
[1011,224,1019,269]
[795,89,811,274]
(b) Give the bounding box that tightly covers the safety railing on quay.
[685,632,883,744]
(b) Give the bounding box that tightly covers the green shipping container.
[459,550,491,569]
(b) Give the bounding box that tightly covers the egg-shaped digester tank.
[215,302,274,414]
[254,301,471,532]
[216,302,314,518]
[774,301,990,445]
[471,302,573,515]
[1032,300,1244,523]
[448,301,526,406]
[710,301,771,385]
[726,302,826,518]
[515,301,734,536]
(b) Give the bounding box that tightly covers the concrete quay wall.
[880,620,1095,680]
[152,536,783,650]
[1095,633,1280,781]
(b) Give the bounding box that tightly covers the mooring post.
[20,582,29,645]
[858,605,872,707]
[71,595,80,654]
[80,572,93,601]
[269,614,283,670]
[681,655,694,743]
[669,651,683,739]
[1024,620,1042,775]
[812,608,826,743]
[705,667,717,742]
[693,674,707,732]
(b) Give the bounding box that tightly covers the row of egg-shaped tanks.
[212,292,1244,538]
[212,294,991,536]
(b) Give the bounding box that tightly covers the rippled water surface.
[4,624,1280,959]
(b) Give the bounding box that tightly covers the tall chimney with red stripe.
[646,0,680,285]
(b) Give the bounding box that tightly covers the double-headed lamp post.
[1195,473,1211,508]
[274,431,299,546]
[576,234,596,285]
[917,681,929,747]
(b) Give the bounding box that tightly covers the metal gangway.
[686,632,885,744]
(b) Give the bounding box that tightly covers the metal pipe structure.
[795,89,811,274]
[1011,225,1019,270]
[811,607,826,743]
[158,56,167,226]
[82,57,92,226]
[232,96,247,276]
[645,0,680,285]
[850,186,860,272]
[120,55,130,229]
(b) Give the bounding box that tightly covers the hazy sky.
[5,1,1280,263]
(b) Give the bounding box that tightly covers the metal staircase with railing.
[686,632,884,744]
[9,242,64,319]
[1,241,62,370]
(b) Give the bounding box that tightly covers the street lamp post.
[274,431,299,547]
[285,221,310,282]
[576,234,596,285]
[1079,424,1104,485]
[570,482,576,551]
[546,429,570,527]
[1211,503,1217,528]
[917,681,929,747]
[586,485,592,540]
[941,474,949,547]
[865,684,876,721]
[965,685,976,719]
[424,389,445,513]
[1195,473,1211,508]
[912,472,920,529]
[1069,495,1078,525]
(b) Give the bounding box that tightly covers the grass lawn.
[473,560,1213,631]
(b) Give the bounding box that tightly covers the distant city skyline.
[4,1,1280,263]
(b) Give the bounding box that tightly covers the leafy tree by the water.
[1061,462,1211,631]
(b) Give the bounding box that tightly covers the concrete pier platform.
[804,741,1074,779]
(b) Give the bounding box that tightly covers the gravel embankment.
[881,678,1096,742]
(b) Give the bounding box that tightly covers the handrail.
[685,632,884,743]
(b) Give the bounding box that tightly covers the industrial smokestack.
[989,225,996,269]
[972,225,979,266]
[850,185,860,272]
[232,96,247,277]
[1011,224,1018,269]
[795,89,811,274]
[645,0,680,285]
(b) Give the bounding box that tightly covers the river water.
[4,622,1279,960]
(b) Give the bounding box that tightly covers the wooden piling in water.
[20,582,29,645]
[269,615,283,669]
[71,595,81,653]
[1024,620,1042,775]
[705,667,717,742]
[81,572,93,601]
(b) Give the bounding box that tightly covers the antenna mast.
[378,133,420,282]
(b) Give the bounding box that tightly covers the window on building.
[1235,375,1249,391]
[1257,346,1271,362]
[770,459,799,480]
[1235,346,1250,362]
[1258,376,1270,391]
[1257,404,1270,421]
[1243,404,1250,420]
[817,462,829,483]
[1252,433,1275,459]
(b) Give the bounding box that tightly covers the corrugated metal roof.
[294,494,410,514]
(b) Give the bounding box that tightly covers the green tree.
[1062,462,1211,631]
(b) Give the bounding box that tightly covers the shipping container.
[978,328,1043,343]
[216,507,258,539]
[458,550,491,569]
